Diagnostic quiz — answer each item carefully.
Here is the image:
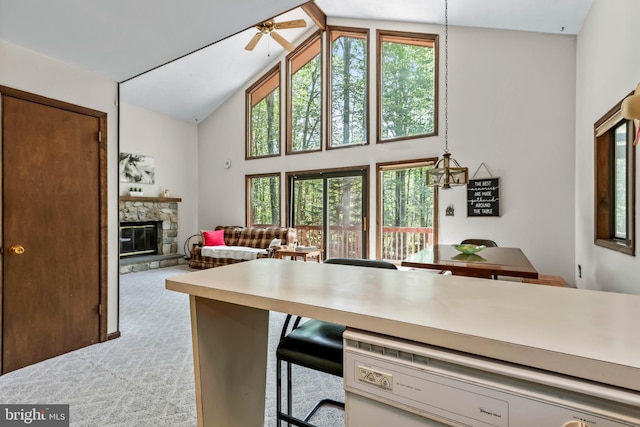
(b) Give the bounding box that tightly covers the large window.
[594,96,636,255]
[376,159,438,261]
[246,173,280,226]
[328,27,368,149]
[288,168,368,259]
[246,64,281,159]
[287,32,322,154]
[377,30,438,143]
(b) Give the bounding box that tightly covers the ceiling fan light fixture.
[244,17,306,53]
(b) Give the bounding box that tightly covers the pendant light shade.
[427,152,469,189]
[427,0,468,189]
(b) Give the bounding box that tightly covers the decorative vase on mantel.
[129,187,143,197]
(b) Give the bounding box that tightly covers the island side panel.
[190,296,269,427]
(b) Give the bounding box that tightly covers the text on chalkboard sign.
[467,178,500,217]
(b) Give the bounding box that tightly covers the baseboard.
[107,331,121,340]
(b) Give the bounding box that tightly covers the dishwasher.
[343,329,640,427]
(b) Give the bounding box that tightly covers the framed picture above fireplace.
[119,152,155,184]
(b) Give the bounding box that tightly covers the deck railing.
[293,225,433,261]
[381,226,433,261]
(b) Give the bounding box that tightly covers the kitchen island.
[166,258,640,426]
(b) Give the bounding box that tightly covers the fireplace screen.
[120,221,159,257]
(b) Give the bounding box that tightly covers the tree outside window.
[378,31,437,143]
[287,33,322,154]
[328,27,368,148]
[377,159,438,261]
[247,173,280,226]
[246,65,281,159]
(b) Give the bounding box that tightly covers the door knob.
[8,245,25,255]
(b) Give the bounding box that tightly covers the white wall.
[119,103,199,254]
[198,19,577,284]
[0,40,120,333]
[575,0,640,293]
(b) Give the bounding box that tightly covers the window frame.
[246,172,281,226]
[594,94,636,256]
[286,165,370,258]
[286,31,324,155]
[246,64,281,160]
[326,26,370,151]
[376,30,439,144]
[375,158,439,260]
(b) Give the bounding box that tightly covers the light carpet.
[0,265,344,426]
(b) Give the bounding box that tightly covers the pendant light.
[427,0,468,189]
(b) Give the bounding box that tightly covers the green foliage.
[251,176,280,225]
[293,178,323,226]
[251,89,280,157]
[291,54,322,151]
[380,41,435,140]
[331,36,367,146]
[327,176,363,226]
[382,166,434,227]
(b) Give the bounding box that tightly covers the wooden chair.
[460,238,498,247]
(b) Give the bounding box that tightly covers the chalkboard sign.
[467,178,500,217]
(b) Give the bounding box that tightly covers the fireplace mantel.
[119,196,182,203]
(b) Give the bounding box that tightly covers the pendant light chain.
[444,0,449,154]
[425,0,469,188]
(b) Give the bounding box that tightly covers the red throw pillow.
[203,229,226,246]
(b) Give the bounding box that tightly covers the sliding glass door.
[290,169,368,259]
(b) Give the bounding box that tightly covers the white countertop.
[166,258,640,392]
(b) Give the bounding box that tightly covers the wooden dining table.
[401,245,539,279]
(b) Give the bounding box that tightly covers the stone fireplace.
[118,196,184,273]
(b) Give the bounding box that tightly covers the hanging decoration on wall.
[621,82,640,146]
[427,0,469,189]
[119,153,155,184]
[467,163,500,217]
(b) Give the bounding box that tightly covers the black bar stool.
[275,258,397,426]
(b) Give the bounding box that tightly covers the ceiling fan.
[244,18,307,52]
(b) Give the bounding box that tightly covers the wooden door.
[1,89,107,374]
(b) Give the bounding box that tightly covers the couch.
[188,225,297,269]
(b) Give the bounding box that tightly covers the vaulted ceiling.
[0,0,593,122]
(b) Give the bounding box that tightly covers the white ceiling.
[0,0,594,123]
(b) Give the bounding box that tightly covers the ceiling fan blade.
[270,31,295,52]
[245,32,263,51]
[274,19,307,30]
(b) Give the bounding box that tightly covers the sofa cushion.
[214,226,244,246]
[236,228,295,249]
[201,246,267,260]
[203,229,226,246]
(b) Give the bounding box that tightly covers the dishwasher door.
[347,391,449,426]
[343,329,640,427]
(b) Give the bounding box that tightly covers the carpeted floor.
[0,265,344,426]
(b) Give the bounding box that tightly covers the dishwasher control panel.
[344,330,640,427]
[358,365,393,391]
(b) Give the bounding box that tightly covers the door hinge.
[98,303,102,316]
[98,131,102,143]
